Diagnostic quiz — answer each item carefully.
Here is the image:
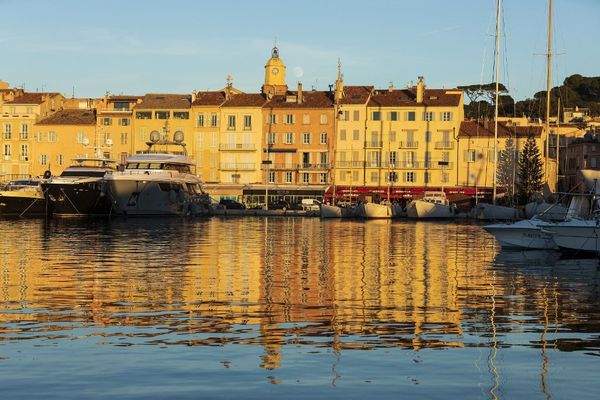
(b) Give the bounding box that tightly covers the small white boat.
[356,202,393,219]
[320,203,343,218]
[540,219,600,253]
[406,191,459,219]
[484,216,556,249]
[472,202,522,221]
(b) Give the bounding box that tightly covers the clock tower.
[262,46,287,97]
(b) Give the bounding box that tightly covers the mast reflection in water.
[0,218,599,399]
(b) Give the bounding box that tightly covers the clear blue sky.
[1,0,598,102]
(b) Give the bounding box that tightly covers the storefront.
[242,184,329,208]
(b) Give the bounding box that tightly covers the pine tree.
[517,135,544,203]
[497,137,517,204]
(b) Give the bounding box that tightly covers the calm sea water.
[0,217,599,399]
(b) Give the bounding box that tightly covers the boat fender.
[43,170,52,179]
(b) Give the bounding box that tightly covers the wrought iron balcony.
[220,163,256,171]
[219,143,256,151]
[398,141,419,148]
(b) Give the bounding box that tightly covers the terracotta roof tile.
[192,91,227,106]
[5,92,61,105]
[36,109,96,125]
[339,86,373,105]
[265,90,334,109]
[459,120,543,138]
[221,93,267,108]
[108,95,142,101]
[368,88,461,107]
[136,94,191,110]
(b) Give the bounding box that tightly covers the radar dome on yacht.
[150,130,160,142]
[173,130,184,143]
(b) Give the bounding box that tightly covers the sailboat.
[406,191,461,219]
[474,0,522,222]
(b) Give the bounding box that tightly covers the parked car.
[268,200,291,210]
[219,199,246,209]
[301,198,321,211]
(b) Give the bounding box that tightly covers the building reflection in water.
[0,217,599,386]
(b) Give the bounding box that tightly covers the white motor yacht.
[355,202,393,219]
[540,219,600,253]
[105,132,210,216]
[483,216,556,249]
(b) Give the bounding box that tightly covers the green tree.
[497,137,517,204]
[517,136,544,203]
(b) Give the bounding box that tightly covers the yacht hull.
[484,219,555,249]
[42,179,112,217]
[356,203,393,219]
[0,190,47,217]
[320,204,343,218]
[473,203,521,221]
[542,220,600,253]
[406,200,458,219]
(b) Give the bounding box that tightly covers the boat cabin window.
[164,164,191,173]
[60,170,107,177]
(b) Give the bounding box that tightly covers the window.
[320,132,327,144]
[340,129,347,141]
[121,132,128,145]
[268,132,276,145]
[371,111,381,121]
[353,110,360,121]
[20,124,29,136]
[3,144,11,157]
[370,171,379,183]
[441,111,453,122]
[389,111,398,121]
[197,113,205,127]
[303,132,311,144]
[285,114,294,124]
[285,132,294,144]
[342,111,349,121]
[270,114,277,124]
[76,132,85,144]
[404,171,415,183]
[319,114,328,124]
[425,131,431,142]
[120,118,130,126]
[352,129,359,141]
[320,152,328,165]
[353,170,359,182]
[302,173,310,184]
[57,154,64,165]
[465,149,477,163]
[210,113,218,127]
[3,123,11,139]
[423,111,434,121]
[424,172,431,184]
[227,115,236,130]
[302,114,310,124]
[243,115,252,130]
[320,173,327,183]
[48,131,57,142]
[40,154,47,165]
[136,111,152,119]
[269,171,276,183]
[389,151,397,166]
[20,144,28,159]
[405,111,416,121]
[173,112,189,119]
[285,171,293,183]
[390,131,397,142]
[155,111,169,119]
[441,172,449,184]
[114,102,129,111]
[102,117,112,126]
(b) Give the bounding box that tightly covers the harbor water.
[0,217,599,399]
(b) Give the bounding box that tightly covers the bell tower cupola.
[262,46,287,97]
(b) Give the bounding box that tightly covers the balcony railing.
[219,143,256,151]
[398,141,419,148]
[297,163,331,170]
[365,141,383,148]
[434,141,454,150]
[335,161,363,168]
[271,163,296,170]
[220,163,256,171]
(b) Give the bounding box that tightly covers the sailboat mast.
[544,0,553,185]
[492,0,502,205]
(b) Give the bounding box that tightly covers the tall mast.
[492,0,502,205]
[544,0,553,186]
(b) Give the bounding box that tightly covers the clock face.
[272,67,279,75]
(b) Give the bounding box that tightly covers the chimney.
[297,82,303,104]
[191,90,197,103]
[416,76,425,103]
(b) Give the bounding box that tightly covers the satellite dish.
[82,137,90,146]
[150,130,160,142]
[173,130,184,143]
[106,138,113,146]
